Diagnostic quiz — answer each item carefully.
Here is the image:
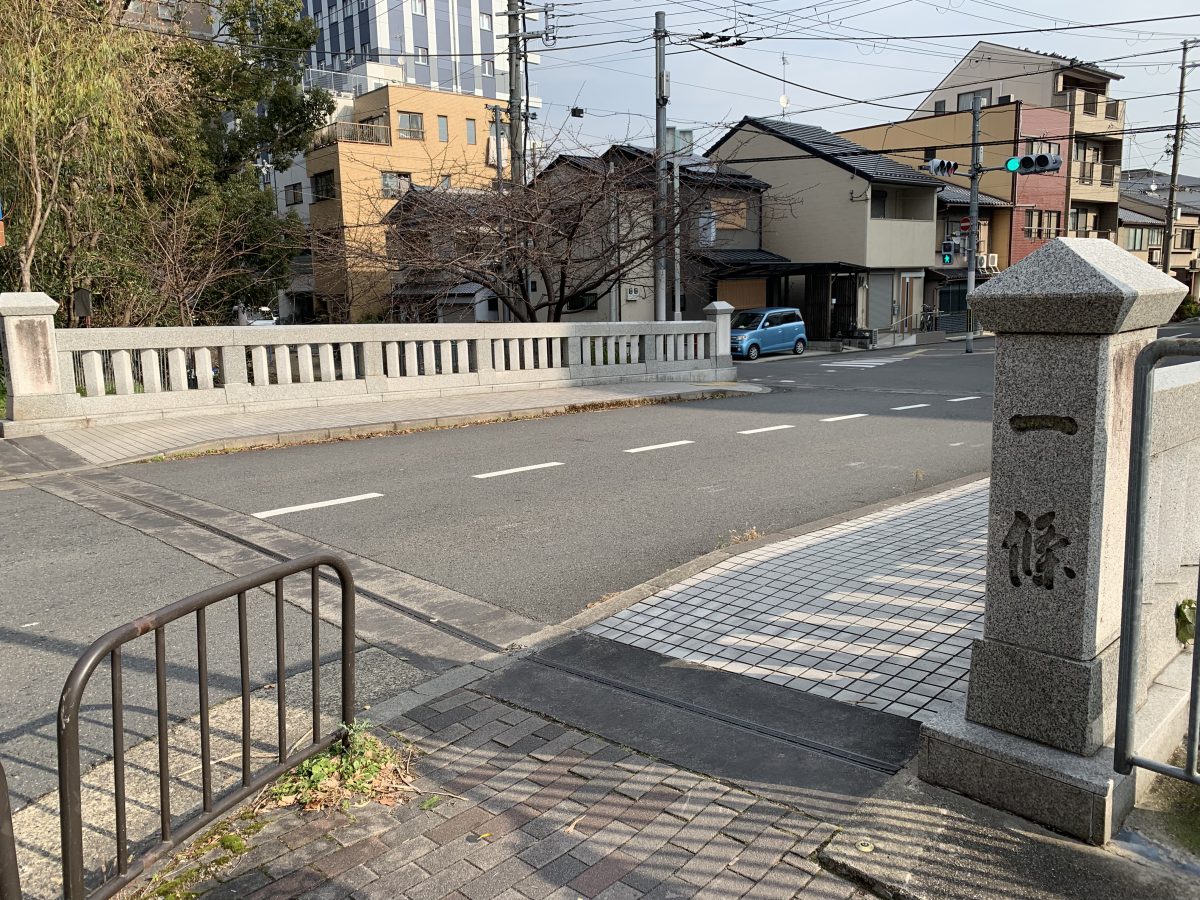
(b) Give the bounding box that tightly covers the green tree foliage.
[0,0,331,325]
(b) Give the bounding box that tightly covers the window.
[414,47,429,65]
[1149,227,1165,247]
[396,111,424,139]
[1177,229,1197,251]
[466,118,477,145]
[870,189,888,219]
[956,88,991,111]
[480,13,492,31]
[481,58,495,77]
[698,208,716,246]
[437,115,449,142]
[566,294,600,312]
[763,313,784,328]
[310,170,335,202]
[284,183,303,206]
[1125,227,1146,251]
[381,171,411,197]
[779,311,802,324]
[440,175,452,188]
[1024,209,1062,239]
[933,100,946,115]
[529,279,539,293]
[710,197,747,230]
[412,0,426,14]
[924,146,937,162]
[1024,139,1061,156]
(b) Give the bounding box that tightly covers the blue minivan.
[730,307,808,360]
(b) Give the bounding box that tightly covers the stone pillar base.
[920,652,1192,844]
[965,637,1121,755]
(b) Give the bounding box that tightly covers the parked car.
[730,307,807,360]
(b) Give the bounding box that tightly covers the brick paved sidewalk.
[181,689,863,900]
[0,382,738,473]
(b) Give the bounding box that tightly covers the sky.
[524,0,1200,174]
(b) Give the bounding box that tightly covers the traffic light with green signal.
[1004,153,1062,175]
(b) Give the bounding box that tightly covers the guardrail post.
[917,238,1187,843]
[0,292,82,431]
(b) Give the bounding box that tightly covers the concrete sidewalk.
[0,381,742,475]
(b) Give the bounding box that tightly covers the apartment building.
[840,101,1067,267]
[708,118,943,339]
[302,0,528,102]
[912,41,1126,244]
[299,83,497,320]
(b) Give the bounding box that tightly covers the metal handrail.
[1115,338,1200,782]
[58,553,356,900]
[0,761,19,900]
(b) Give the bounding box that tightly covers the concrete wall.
[1141,361,1200,696]
[0,295,735,435]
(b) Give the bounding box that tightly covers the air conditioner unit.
[987,253,999,270]
[976,254,987,270]
[1149,249,1162,264]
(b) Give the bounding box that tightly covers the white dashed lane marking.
[625,440,695,454]
[738,425,796,435]
[474,462,565,479]
[891,404,930,411]
[253,493,384,518]
[821,414,869,422]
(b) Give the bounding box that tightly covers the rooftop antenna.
[779,53,790,115]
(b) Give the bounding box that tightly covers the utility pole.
[653,11,669,322]
[1163,39,1197,275]
[507,0,525,186]
[964,95,982,354]
[487,104,506,189]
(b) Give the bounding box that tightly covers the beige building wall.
[307,84,497,320]
[912,42,1069,115]
[708,127,870,266]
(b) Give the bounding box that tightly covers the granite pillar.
[918,238,1190,842]
[0,292,82,427]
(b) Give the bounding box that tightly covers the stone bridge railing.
[0,294,735,436]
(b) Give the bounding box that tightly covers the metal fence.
[1115,338,1200,784]
[56,553,356,900]
[0,761,18,900]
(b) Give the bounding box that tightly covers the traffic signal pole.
[964,96,982,354]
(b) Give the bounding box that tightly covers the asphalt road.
[125,340,999,623]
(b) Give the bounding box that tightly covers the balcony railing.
[312,120,392,149]
[1075,161,1120,187]
[1055,89,1125,127]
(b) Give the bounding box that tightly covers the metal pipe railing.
[57,553,357,899]
[0,761,20,900]
[1115,338,1200,781]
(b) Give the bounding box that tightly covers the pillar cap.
[703,301,735,315]
[972,238,1185,335]
[0,292,60,317]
